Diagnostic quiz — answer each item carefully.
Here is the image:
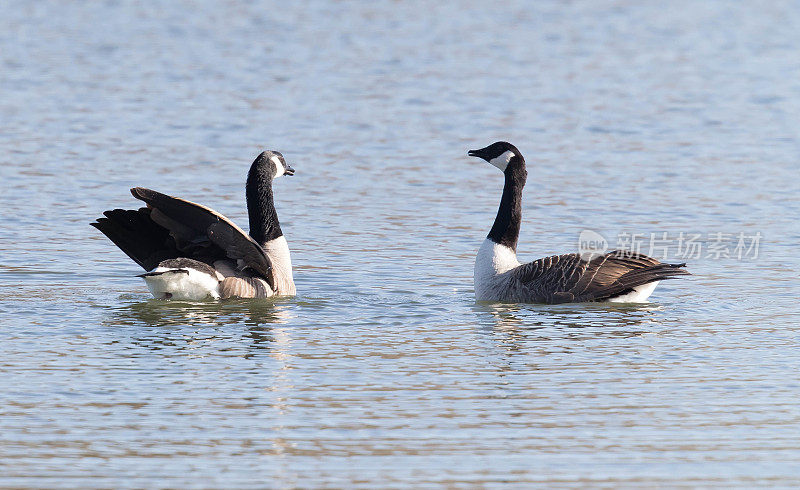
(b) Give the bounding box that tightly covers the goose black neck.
[487,163,526,251]
[246,165,282,245]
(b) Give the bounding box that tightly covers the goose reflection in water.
[102,298,296,353]
[112,298,294,328]
[475,301,663,338]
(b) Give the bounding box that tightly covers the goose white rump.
[142,266,221,301]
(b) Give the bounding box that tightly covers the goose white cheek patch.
[489,150,515,171]
[271,155,285,177]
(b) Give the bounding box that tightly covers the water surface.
[2,1,799,487]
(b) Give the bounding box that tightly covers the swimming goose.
[91,150,296,300]
[468,141,689,304]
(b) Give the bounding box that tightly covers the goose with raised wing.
[468,141,689,304]
[91,150,296,300]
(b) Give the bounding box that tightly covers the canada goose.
[91,151,296,300]
[468,141,689,304]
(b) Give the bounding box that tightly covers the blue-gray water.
[2,1,799,487]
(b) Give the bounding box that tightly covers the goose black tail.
[90,208,177,271]
[601,262,690,300]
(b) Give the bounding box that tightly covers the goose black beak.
[284,165,295,176]
[468,149,483,159]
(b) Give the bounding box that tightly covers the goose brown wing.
[129,187,274,288]
[513,251,689,303]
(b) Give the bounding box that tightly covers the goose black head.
[254,150,295,178]
[468,141,524,172]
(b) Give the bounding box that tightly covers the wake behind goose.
[91,151,296,300]
[468,141,689,304]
